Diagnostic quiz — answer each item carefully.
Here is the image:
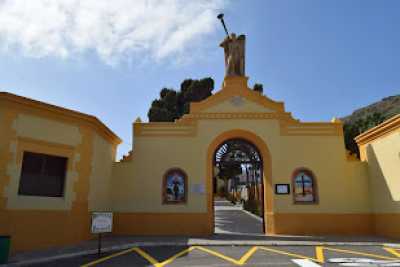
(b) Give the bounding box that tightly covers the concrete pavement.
[214,199,264,235]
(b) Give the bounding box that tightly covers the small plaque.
[91,212,113,234]
[275,184,290,195]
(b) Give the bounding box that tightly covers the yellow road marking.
[80,247,137,267]
[156,247,196,267]
[238,246,259,265]
[132,247,160,266]
[81,245,397,267]
[322,247,396,261]
[258,246,324,263]
[315,246,325,263]
[384,247,400,258]
[194,246,258,265]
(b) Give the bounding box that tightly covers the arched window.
[292,168,318,204]
[162,168,187,204]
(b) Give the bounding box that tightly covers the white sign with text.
[91,212,113,234]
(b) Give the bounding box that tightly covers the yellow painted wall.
[363,129,400,238]
[110,77,374,236]
[201,119,370,213]
[88,133,115,211]
[0,93,120,252]
[6,114,80,210]
[364,129,400,213]
[114,118,369,213]
[112,135,207,213]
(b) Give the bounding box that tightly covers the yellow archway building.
[0,75,399,253]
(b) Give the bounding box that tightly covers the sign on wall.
[275,184,290,195]
[91,212,113,234]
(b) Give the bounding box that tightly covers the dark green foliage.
[217,162,242,181]
[147,88,178,122]
[148,77,214,122]
[343,112,386,157]
[253,83,263,94]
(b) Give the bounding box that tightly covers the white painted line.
[292,259,322,267]
[329,258,400,266]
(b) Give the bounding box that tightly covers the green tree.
[148,77,214,122]
[343,112,386,157]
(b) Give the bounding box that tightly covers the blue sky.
[1,0,399,158]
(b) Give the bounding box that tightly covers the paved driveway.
[214,199,264,235]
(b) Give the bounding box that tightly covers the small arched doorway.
[213,138,265,234]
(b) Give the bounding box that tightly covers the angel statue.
[220,33,246,77]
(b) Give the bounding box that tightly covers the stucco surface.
[366,129,400,213]
[112,135,207,213]
[0,94,120,252]
[113,116,370,215]
[88,133,115,211]
[5,114,81,210]
[15,114,82,146]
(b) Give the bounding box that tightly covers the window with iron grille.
[18,151,68,197]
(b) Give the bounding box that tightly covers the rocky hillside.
[341,94,400,157]
[342,95,400,124]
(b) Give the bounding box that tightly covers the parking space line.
[132,247,161,266]
[257,246,324,263]
[384,247,400,258]
[80,247,138,267]
[155,247,196,267]
[194,246,257,265]
[81,245,398,266]
[315,246,325,263]
[322,247,396,261]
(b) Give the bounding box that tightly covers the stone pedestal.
[222,76,249,92]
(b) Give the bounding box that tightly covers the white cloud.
[0,0,226,64]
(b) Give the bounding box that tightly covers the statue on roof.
[217,14,246,77]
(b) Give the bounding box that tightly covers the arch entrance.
[206,129,274,235]
[213,138,264,234]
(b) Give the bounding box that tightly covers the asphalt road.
[30,245,400,267]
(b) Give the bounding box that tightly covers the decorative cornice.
[134,113,342,137]
[355,114,400,145]
[280,121,343,136]
[180,112,296,121]
[134,121,197,137]
[0,92,122,145]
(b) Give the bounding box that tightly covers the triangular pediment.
[190,76,285,114]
